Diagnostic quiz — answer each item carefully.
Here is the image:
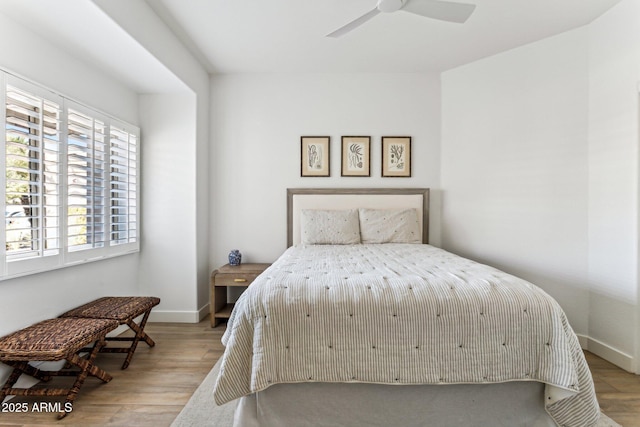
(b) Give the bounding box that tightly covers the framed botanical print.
[341,136,370,177]
[301,136,330,177]
[382,136,411,177]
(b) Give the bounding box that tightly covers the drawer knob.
[234,278,247,282]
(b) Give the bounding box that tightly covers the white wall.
[441,0,640,372]
[587,0,640,371]
[441,28,590,335]
[95,0,211,321]
[138,94,200,321]
[0,14,138,126]
[210,73,441,267]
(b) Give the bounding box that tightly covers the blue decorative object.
[228,249,242,266]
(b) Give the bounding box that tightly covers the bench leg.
[57,338,111,419]
[122,309,153,369]
[102,309,155,369]
[0,338,112,419]
[4,360,52,382]
[0,361,28,402]
[127,309,155,347]
[64,338,112,382]
[52,345,104,418]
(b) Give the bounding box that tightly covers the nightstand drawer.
[215,273,261,287]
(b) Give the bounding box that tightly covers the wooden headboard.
[286,188,430,247]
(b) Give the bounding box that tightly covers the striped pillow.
[359,208,421,244]
[301,209,361,245]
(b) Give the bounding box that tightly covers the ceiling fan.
[326,0,476,38]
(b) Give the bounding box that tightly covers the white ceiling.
[147,0,622,74]
[0,0,185,94]
[0,0,623,92]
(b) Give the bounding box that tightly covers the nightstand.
[210,263,271,327]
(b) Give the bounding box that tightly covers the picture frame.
[301,136,330,177]
[382,136,411,177]
[341,136,371,177]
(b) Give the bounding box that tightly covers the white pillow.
[359,208,421,244]
[300,209,361,245]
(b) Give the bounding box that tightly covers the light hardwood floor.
[587,351,640,427]
[0,319,224,426]
[0,318,638,426]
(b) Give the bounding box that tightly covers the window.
[1,72,139,279]
[5,84,61,262]
[67,107,106,253]
[109,125,138,247]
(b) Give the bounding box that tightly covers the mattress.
[214,244,599,426]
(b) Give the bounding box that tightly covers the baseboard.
[577,334,635,373]
[577,334,588,349]
[198,303,210,321]
[148,303,210,324]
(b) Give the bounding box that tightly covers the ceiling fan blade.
[402,0,476,23]
[326,7,380,38]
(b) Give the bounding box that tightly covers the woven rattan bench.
[0,317,118,419]
[60,296,160,369]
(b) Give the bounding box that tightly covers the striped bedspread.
[213,244,599,427]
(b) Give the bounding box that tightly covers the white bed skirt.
[233,380,557,427]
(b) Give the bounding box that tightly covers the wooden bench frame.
[0,318,118,419]
[60,296,160,369]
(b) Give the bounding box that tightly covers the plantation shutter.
[109,125,138,246]
[4,83,61,264]
[66,107,106,252]
[1,71,139,279]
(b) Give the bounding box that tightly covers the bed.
[213,188,600,427]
